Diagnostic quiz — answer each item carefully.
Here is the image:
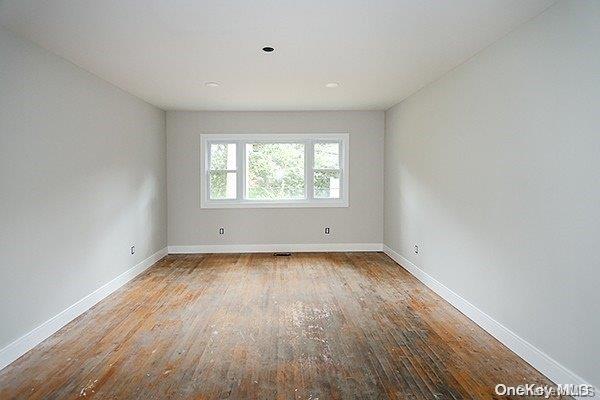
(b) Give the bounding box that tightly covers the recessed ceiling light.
[325,82,340,88]
[205,81,220,87]
[262,46,275,53]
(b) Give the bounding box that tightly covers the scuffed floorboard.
[0,252,560,399]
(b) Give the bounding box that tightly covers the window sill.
[200,199,349,209]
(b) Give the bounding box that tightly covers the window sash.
[208,142,237,171]
[201,134,348,208]
[208,170,237,200]
[313,169,342,199]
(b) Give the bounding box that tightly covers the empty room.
[1,0,598,398]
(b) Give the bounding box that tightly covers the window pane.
[314,170,341,199]
[209,171,236,199]
[210,143,236,170]
[246,143,305,200]
[314,142,340,169]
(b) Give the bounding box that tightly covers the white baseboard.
[382,244,596,395]
[168,243,383,254]
[0,247,168,372]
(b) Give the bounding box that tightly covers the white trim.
[0,247,168,372]
[199,200,348,209]
[168,243,383,254]
[201,133,348,142]
[200,133,349,209]
[382,244,597,396]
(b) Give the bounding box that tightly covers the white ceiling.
[0,0,555,111]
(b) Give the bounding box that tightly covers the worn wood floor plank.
[0,252,562,399]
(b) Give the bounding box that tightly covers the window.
[201,134,349,208]
[208,143,237,199]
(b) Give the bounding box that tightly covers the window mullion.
[204,141,210,205]
[237,141,245,201]
[339,140,344,201]
[306,140,314,200]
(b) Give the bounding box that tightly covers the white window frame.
[200,133,349,208]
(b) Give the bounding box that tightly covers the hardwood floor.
[0,252,559,399]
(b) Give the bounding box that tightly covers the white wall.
[384,0,599,388]
[0,28,167,352]
[167,111,383,248]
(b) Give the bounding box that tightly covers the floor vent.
[273,252,292,257]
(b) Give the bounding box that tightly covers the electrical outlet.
[324,227,331,235]
[219,227,225,235]
[414,244,419,254]
[131,245,135,255]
